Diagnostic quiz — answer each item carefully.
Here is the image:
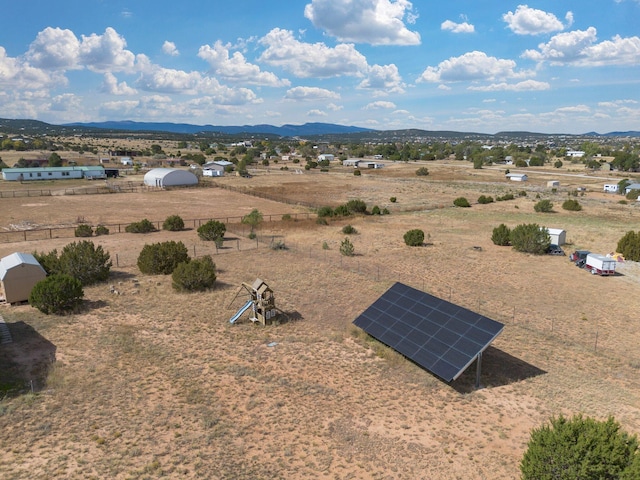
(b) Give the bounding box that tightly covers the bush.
[510,223,550,255]
[453,197,471,208]
[95,225,109,236]
[371,205,381,215]
[496,193,515,201]
[491,224,511,246]
[477,195,494,204]
[340,237,355,257]
[382,208,390,215]
[56,241,112,286]
[125,218,157,233]
[333,204,351,217]
[29,274,84,315]
[346,199,367,214]
[74,224,93,237]
[390,197,397,203]
[317,206,334,218]
[416,167,429,176]
[281,214,292,221]
[197,220,226,241]
[562,199,582,211]
[521,415,639,480]
[403,229,425,247]
[163,215,185,231]
[270,240,288,250]
[554,160,563,168]
[342,224,357,234]
[353,169,361,176]
[534,199,554,212]
[137,241,190,275]
[32,249,59,275]
[617,231,640,262]
[316,217,328,225]
[626,189,640,200]
[171,256,216,292]
[241,209,263,234]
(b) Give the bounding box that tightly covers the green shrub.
[626,189,640,200]
[371,205,381,215]
[478,195,494,204]
[29,274,84,315]
[403,229,425,247]
[95,225,109,236]
[270,240,288,250]
[534,199,554,212]
[125,219,157,233]
[518,190,527,197]
[346,199,367,214]
[333,204,351,217]
[496,193,515,201]
[390,197,397,203]
[562,199,582,211]
[32,249,59,275]
[521,415,639,480]
[316,217,328,225]
[163,215,185,231]
[510,223,550,255]
[171,256,216,292]
[491,224,511,246]
[342,224,357,234]
[453,197,471,208]
[340,237,355,257]
[619,200,628,205]
[137,241,190,275]
[353,169,361,176]
[317,206,334,218]
[617,231,640,262]
[241,209,263,234]
[197,220,226,241]
[554,160,563,168]
[416,167,429,176]
[74,224,93,237]
[382,208,390,215]
[248,232,256,240]
[281,214,292,221]
[56,241,112,286]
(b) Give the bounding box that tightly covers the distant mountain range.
[62,120,374,137]
[1,118,639,139]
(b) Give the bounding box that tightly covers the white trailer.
[585,254,616,276]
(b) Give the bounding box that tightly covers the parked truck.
[584,253,616,276]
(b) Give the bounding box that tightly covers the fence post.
[237,239,240,251]
[193,245,196,258]
[116,253,119,267]
[49,229,52,239]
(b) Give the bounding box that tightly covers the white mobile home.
[1,166,105,181]
[143,168,198,187]
[506,173,528,182]
[317,154,334,162]
[604,184,619,193]
[342,159,360,167]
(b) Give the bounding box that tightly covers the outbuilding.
[143,168,198,188]
[546,228,567,246]
[547,180,560,188]
[0,252,47,304]
[202,160,233,177]
[604,184,619,193]
[342,159,360,167]
[318,154,334,162]
[506,173,528,182]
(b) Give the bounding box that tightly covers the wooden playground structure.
[228,278,285,325]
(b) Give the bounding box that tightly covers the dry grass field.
[1,156,640,479]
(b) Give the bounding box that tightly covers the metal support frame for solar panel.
[353,282,504,387]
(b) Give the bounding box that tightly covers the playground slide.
[229,300,253,324]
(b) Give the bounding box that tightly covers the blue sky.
[0,0,639,134]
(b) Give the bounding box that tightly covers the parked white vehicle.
[585,253,616,276]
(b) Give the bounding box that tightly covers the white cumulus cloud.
[198,40,289,87]
[284,86,340,101]
[358,63,404,93]
[304,0,420,45]
[162,41,179,56]
[101,72,137,95]
[441,20,475,34]
[417,51,521,83]
[467,80,550,92]
[364,100,396,109]
[503,5,568,35]
[259,28,368,78]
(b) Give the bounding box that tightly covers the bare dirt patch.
[1,161,639,479]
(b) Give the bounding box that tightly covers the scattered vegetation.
[496,193,515,201]
[317,206,334,218]
[491,224,511,246]
[241,209,263,235]
[477,195,494,204]
[342,224,357,234]
[453,197,471,208]
[562,199,582,211]
[371,205,381,215]
[416,167,429,176]
[340,237,355,257]
[617,231,640,262]
[510,223,550,255]
[163,214,185,231]
[171,256,217,292]
[534,199,554,213]
[137,241,190,275]
[520,415,639,479]
[353,169,361,176]
[403,229,425,247]
[95,225,109,236]
[74,224,93,237]
[390,197,397,203]
[197,220,226,242]
[125,218,157,234]
[29,274,84,315]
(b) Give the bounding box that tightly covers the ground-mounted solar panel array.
[353,282,504,383]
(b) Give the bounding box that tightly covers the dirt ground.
[1,159,640,479]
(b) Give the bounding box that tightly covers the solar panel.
[353,283,504,382]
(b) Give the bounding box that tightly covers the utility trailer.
[585,253,616,276]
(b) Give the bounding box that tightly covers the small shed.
[625,183,640,195]
[318,154,334,162]
[546,228,566,246]
[343,159,360,167]
[604,184,619,193]
[143,168,198,188]
[0,253,47,304]
[202,160,233,177]
[506,173,528,182]
[547,180,560,188]
[120,157,133,166]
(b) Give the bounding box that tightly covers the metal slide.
[229,300,253,324]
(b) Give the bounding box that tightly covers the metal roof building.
[143,168,198,187]
[0,253,47,304]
